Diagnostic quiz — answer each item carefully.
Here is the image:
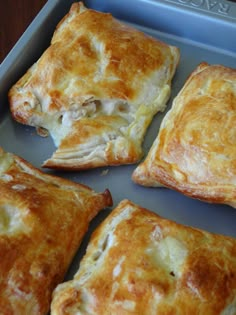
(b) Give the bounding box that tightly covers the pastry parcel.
[133,63,236,208]
[9,2,179,170]
[0,147,112,314]
[51,199,236,314]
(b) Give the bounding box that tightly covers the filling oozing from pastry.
[0,204,28,235]
[146,236,188,278]
[24,83,171,168]
[45,99,135,147]
[9,2,179,169]
[51,199,236,315]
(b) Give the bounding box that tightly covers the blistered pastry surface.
[0,147,112,314]
[133,63,236,207]
[9,2,179,170]
[51,199,236,315]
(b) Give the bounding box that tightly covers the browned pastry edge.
[0,147,112,314]
[132,62,236,208]
[51,199,236,315]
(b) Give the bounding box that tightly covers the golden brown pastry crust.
[8,2,179,170]
[51,199,236,315]
[0,147,112,315]
[132,63,236,208]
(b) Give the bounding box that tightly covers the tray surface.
[0,0,236,284]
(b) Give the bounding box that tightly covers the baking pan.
[0,0,236,284]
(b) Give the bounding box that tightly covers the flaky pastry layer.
[51,199,236,315]
[0,147,112,314]
[9,2,179,170]
[132,63,236,208]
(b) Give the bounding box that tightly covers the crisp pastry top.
[8,2,179,170]
[132,62,236,208]
[51,199,236,315]
[0,147,112,315]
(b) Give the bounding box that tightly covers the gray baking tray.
[0,0,236,284]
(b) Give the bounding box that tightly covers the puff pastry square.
[51,199,236,314]
[132,63,236,208]
[0,147,112,314]
[9,2,179,170]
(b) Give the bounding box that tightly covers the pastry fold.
[51,199,236,315]
[133,63,236,208]
[0,147,112,314]
[9,2,179,170]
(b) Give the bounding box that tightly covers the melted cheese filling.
[30,82,170,161]
[0,151,30,235]
[41,99,134,147]
[0,205,26,235]
[147,236,188,277]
